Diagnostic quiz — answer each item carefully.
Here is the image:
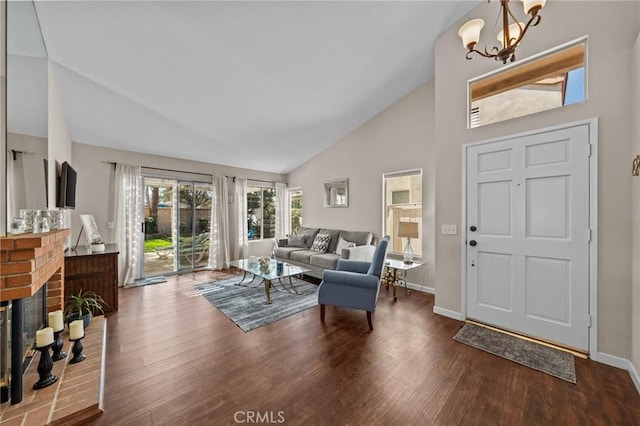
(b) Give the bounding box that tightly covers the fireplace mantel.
[1,228,70,405]
[0,229,70,309]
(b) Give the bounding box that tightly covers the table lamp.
[398,221,419,264]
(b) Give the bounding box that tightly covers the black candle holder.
[52,330,67,361]
[69,337,86,364]
[33,344,58,390]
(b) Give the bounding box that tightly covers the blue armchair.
[318,236,389,330]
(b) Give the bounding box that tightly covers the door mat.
[453,323,576,383]
[132,276,168,287]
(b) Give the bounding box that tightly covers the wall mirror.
[6,0,48,223]
[468,39,586,128]
[324,178,348,208]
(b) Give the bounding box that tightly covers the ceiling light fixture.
[458,0,546,64]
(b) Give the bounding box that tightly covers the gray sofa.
[275,227,376,279]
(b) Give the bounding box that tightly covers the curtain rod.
[10,149,35,160]
[101,161,285,184]
[101,161,216,178]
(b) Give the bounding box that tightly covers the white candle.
[48,310,64,332]
[35,327,54,348]
[69,320,84,340]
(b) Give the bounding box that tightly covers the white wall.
[434,1,639,359]
[71,142,285,251]
[7,133,47,211]
[288,81,436,286]
[1,0,6,236]
[48,64,72,210]
[631,31,640,381]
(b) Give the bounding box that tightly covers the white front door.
[466,124,590,351]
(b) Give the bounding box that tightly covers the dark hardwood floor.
[88,271,640,425]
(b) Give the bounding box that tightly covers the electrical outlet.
[107,221,114,229]
[441,225,457,235]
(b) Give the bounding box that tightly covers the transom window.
[468,39,586,128]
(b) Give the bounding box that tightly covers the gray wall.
[288,0,640,361]
[434,0,639,359]
[1,1,6,236]
[632,30,640,379]
[71,142,285,256]
[288,81,436,286]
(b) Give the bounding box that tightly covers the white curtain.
[208,175,231,270]
[275,182,288,240]
[114,164,142,287]
[233,177,248,260]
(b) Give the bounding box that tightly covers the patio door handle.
[141,222,146,233]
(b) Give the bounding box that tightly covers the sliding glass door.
[142,176,212,277]
[177,182,212,271]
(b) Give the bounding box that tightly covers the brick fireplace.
[0,229,70,404]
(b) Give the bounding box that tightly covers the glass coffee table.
[229,259,310,304]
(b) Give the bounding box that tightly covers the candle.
[48,310,64,332]
[69,320,84,340]
[35,327,54,348]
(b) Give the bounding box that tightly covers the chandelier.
[458,0,546,64]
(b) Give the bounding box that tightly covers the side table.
[382,259,427,301]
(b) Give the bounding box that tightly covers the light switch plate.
[107,221,114,229]
[441,225,457,235]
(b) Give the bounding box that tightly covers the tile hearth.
[0,316,106,425]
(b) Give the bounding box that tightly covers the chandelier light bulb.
[458,0,545,64]
[458,19,485,49]
[522,0,546,15]
[497,22,524,48]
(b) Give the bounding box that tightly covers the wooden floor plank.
[87,271,640,425]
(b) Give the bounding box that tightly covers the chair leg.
[320,304,325,323]
[367,311,373,330]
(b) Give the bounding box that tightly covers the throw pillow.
[335,237,356,254]
[310,233,331,252]
[288,235,307,248]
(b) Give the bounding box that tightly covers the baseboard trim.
[593,352,640,395]
[629,360,640,394]
[405,282,434,294]
[593,351,630,369]
[433,305,464,321]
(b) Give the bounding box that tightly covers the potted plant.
[64,289,106,328]
[90,237,106,253]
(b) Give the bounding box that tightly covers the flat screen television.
[56,161,77,209]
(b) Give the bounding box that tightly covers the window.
[468,40,586,128]
[383,169,422,257]
[247,185,276,240]
[289,189,303,236]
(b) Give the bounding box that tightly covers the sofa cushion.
[287,235,307,247]
[311,233,331,252]
[275,247,305,259]
[318,228,342,254]
[335,236,356,254]
[310,253,340,270]
[339,230,373,247]
[297,227,320,248]
[290,249,317,264]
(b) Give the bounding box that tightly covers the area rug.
[132,276,167,287]
[453,323,576,383]
[194,276,318,332]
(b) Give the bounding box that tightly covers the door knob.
[469,240,477,247]
[470,226,477,232]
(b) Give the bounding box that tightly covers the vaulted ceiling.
[13,1,479,174]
